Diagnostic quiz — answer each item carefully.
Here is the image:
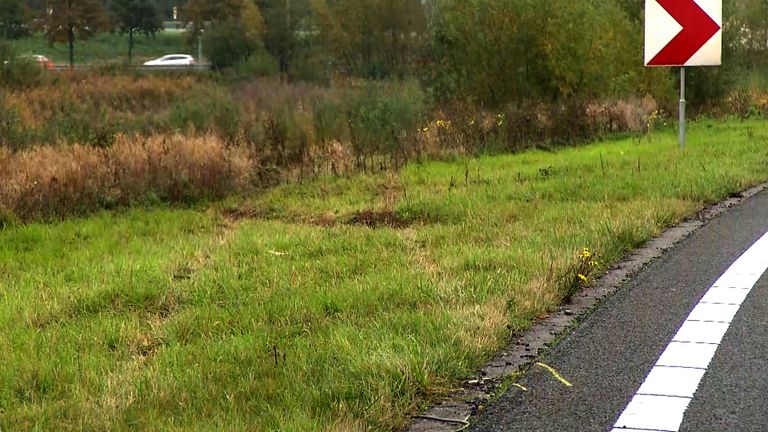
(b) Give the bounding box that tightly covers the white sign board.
[645,0,722,67]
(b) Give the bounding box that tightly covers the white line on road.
[613,230,768,432]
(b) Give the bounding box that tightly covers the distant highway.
[49,64,211,72]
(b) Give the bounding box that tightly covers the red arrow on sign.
[647,0,721,66]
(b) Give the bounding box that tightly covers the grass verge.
[2,118,768,430]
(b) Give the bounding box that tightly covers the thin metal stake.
[679,67,686,151]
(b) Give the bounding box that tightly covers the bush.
[0,41,45,89]
[233,52,280,78]
[203,18,262,70]
[168,86,242,141]
[429,0,651,106]
[312,97,347,146]
[347,81,427,169]
[0,92,30,150]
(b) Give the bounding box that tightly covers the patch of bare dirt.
[220,207,414,229]
[347,210,411,229]
[221,207,262,222]
[308,214,338,227]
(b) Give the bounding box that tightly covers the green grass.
[2,119,768,430]
[8,32,190,65]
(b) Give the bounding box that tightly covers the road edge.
[406,182,768,432]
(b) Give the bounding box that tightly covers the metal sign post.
[679,67,686,151]
[645,0,721,151]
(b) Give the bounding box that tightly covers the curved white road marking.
[612,230,768,432]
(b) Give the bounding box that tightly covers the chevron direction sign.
[645,0,722,67]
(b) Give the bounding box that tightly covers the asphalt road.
[469,189,768,432]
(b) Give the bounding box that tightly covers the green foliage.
[311,0,428,78]
[7,32,187,64]
[183,0,259,37]
[347,80,426,165]
[312,96,347,144]
[232,51,280,78]
[0,204,19,228]
[187,0,264,69]
[536,0,640,98]
[678,0,768,109]
[261,106,311,168]
[203,18,261,70]
[108,0,164,63]
[0,90,28,150]
[429,0,652,106]
[685,67,738,110]
[258,0,310,74]
[44,0,110,66]
[2,0,767,119]
[3,0,765,116]
[615,0,643,23]
[0,41,45,90]
[0,0,27,39]
[169,86,242,140]
[3,120,768,430]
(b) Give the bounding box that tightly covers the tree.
[109,0,164,64]
[44,0,109,67]
[430,0,647,106]
[183,0,243,36]
[185,0,264,68]
[311,0,427,78]
[257,0,310,76]
[0,0,27,39]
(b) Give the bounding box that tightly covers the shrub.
[167,86,242,141]
[312,96,348,147]
[204,18,262,70]
[0,92,30,150]
[0,204,18,228]
[261,107,311,169]
[347,80,426,169]
[233,52,280,78]
[0,41,46,89]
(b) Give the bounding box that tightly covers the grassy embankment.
[9,32,189,65]
[2,119,768,430]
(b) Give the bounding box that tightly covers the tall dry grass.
[1,74,204,149]
[0,73,667,223]
[0,134,254,221]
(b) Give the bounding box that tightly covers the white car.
[2,54,54,69]
[142,54,195,66]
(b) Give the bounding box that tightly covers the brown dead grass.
[347,210,411,229]
[6,74,196,129]
[0,134,256,221]
[454,298,509,353]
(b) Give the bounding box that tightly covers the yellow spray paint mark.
[512,383,528,392]
[535,362,573,387]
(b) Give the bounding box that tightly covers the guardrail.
[50,64,211,72]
